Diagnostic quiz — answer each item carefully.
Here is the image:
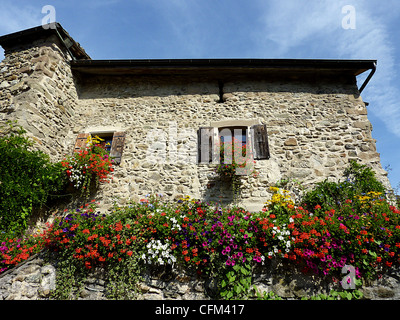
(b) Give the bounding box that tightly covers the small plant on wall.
[61,135,114,198]
[215,137,257,201]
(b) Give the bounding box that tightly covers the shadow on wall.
[74,74,358,100]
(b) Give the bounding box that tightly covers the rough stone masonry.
[0,23,392,212]
[2,251,400,300]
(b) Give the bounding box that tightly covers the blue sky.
[0,0,399,191]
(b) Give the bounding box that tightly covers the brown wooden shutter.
[251,124,270,160]
[74,133,89,153]
[198,127,215,164]
[109,132,126,164]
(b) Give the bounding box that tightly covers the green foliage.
[0,121,66,235]
[106,254,143,300]
[253,288,283,300]
[220,263,252,299]
[50,257,86,300]
[301,160,386,211]
[301,289,363,300]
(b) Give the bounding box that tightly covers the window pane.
[218,127,247,163]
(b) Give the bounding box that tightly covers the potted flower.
[215,137,256,199]
[61,135,114,198]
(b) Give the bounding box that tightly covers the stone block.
[284,138,298,146]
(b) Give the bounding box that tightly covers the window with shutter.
[197,123,270,165]
[251,124,270,160]
[73,131,126,164]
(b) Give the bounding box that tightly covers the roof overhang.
[70,59,377,92]
[70,58,376,77]
[0,22,90,60]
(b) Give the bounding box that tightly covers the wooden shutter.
[74,133,89,153]
[109,132,126,164]
[251,124,270,160]
[198,127,215,164]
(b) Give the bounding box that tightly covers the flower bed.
[1,161,400,299]
[1,190,400,299]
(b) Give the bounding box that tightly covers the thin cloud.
[0,2,43,60]
[0,3,41,33]
[255,0,400,138]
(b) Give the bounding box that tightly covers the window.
[197,124,269,164]
[218,126,247,165]
[74,131,126,164]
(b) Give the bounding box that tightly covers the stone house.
[0,23,391,212]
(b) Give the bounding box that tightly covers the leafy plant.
[0,121,66,235]
[301,160,386,211]
[301,289,363,300]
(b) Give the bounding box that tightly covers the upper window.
[219,126,247,165]
[74,131,126,164]
[197,124,269,164]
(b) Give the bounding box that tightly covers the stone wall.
[72,74,391,211]
[0,27,391,213]
[1,251,400,300]
[0,34,79,161]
